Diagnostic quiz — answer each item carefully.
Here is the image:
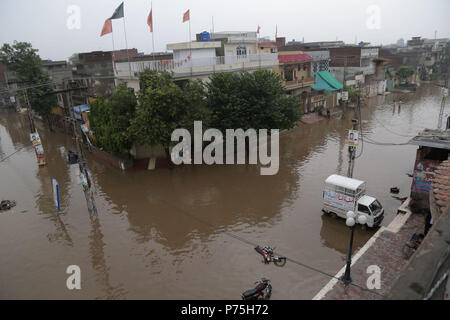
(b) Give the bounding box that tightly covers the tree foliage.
[396,65,415,81]
[206,70,301,132]
[441,42,450,75]
[0,41,56,116]
[88,84,137,154]
[130,70,210,149]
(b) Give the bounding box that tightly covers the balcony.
[115,54,279,80]
[283,77,316,90]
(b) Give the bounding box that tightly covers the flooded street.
[0,84,443,299]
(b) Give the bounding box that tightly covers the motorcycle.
[241,279,272,300]
[254,246,287,266]
[0,200,16,212]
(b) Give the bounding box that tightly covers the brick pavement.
[317,212,425,300]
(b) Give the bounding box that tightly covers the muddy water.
[0,84,443,299]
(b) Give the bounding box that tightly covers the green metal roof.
[318,71,343,90]
[312,71,343,92]
[312,72,337,91]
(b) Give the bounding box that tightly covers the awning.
[312,71,343,92]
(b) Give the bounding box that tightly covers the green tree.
[89,84,137,154]
[0,41,56,117]
[396,65,415,82]
[441,42,450,76]
[130,70,210,152]
[206,70,301,132]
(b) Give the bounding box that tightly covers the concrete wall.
[224,43,258,56]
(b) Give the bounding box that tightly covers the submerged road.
[0,84,444,299]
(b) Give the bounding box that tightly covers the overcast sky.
[0,0,449,61]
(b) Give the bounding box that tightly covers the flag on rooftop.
[257,25,261,34]
[148,9,153,32]
[100,19,112,37]
[183,9,190,23]
[110,2,124,20]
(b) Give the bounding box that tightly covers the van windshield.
[369,200,382,213]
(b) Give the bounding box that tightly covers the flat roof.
[325,174,365,191]
[409,129,450,150]
[166,41,222,51]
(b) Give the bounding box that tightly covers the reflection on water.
[0,84,443,299]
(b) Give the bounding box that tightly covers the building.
[41,60,74,112]
[275,53,315,113]
[284,40,345,49]
[328,46,380,86]
[408,129,450,207]
[279,45,330,74]
[311,70,343,112]
[114,31,279,90]
[115,52,173,91]
[73,49,138,98]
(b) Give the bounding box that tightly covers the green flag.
[110,2,124,20]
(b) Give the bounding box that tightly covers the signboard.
[347,130,359,147]
[441,87,448,98]
[30,132,47,166]
[10,96,15,103]
[52,179,60,211]
[341,91,349,101]
[323,190,355,211]
[411,160,439,194]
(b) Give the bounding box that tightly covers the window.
[284,69,294,81]
[303,64,307,71]
[358,204,371,215]
[369,200,382,213]
[236,45,247,56]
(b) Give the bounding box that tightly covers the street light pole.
[341,211,368,285]
[342,225,355,284]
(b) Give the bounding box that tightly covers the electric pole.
[347,94,360,178]
[437,65,449,130]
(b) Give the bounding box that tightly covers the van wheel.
[330,212,338,219]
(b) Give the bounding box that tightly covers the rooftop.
[166,41,222,51]
[325,174,365,191]
[409,129,450,150]
[431,155,450,214]
[278,53,312,64]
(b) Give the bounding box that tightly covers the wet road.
[0,84,444,299]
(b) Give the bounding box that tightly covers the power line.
[116,170,386,298]
[0,146,26,163]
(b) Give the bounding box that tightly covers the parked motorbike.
[0,200,16,211]
[241,279,272,300]
[254,246,287,266]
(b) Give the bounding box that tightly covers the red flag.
[147,9,153,32]
[101,18,112,37]
[257,25,261,34]
[183,9,190,23]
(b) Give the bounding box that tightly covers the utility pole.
[347,94,360,178]
[65,78,98,214]
[437,65,449,130]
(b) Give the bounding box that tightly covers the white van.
[322,174,384,228]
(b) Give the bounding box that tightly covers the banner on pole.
[30,132,47,166]
[347,130,359,147]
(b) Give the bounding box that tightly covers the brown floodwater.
[0,84,444,299]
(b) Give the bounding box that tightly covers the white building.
[115,31,278,90]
